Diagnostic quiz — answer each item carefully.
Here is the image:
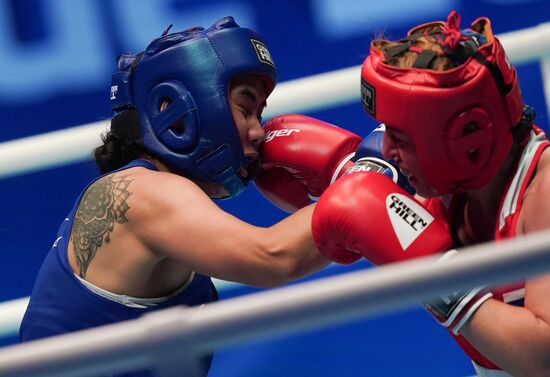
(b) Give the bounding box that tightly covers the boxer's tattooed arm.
[71,174,134,278]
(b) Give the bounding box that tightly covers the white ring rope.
[0,298,29,338]
[0,23,548,337]
[0,22,549,180]
[0,20,549,340]
[0,23,548,374]
[0,230,550,376]
[0,278,242,338]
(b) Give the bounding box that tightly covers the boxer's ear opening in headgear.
[159,98,186,137]
[462,123,481,163]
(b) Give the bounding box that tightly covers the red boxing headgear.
[361,12,523,195]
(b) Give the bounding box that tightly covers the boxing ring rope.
[0,279,241,338]
[0,20,549,340]
[0,22,548,373]
[1,230,550,376]
[0,65,362,180]
[1,22,549,181]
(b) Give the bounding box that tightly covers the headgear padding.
[361,12,523,195]
[110,17,277,197]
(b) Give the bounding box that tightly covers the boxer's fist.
[344,124,415,195]
[312,174,489,333]
[311,172,451,264]
[255,114,361,213]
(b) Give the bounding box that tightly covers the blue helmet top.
[110,16,277,198]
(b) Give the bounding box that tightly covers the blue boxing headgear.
[110,17,277,198]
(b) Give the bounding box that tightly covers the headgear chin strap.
[361,11,523,195]
[110,17,277,198]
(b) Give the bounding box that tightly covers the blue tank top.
[20,159,218,376]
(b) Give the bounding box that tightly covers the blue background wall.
[0,0,549,375]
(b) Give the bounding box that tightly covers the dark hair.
[373,23,469,72]
[375,25,534,147]
[94,109,145,174]
[511,104,536,145]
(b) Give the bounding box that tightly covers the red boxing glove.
[311,172,452,264]
[312,173,490,333]
[255,114,361,213]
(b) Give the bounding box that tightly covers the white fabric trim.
[502,288,525,304]
[498,131,547,231]
[308,193,320,202]
[452,292,493,335]
[75,272,195,308]
[330,152,356,184]
[442,287,485,328]
[308,151,357,202]
[473,362,513,377]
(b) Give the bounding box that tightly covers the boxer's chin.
[239,158,261,184]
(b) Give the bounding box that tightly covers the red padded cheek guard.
[360,17,523,195]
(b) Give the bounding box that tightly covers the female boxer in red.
[313,10,550,377]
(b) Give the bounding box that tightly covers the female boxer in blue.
[20,16,370,376]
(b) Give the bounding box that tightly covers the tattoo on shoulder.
[72,174,134,278]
